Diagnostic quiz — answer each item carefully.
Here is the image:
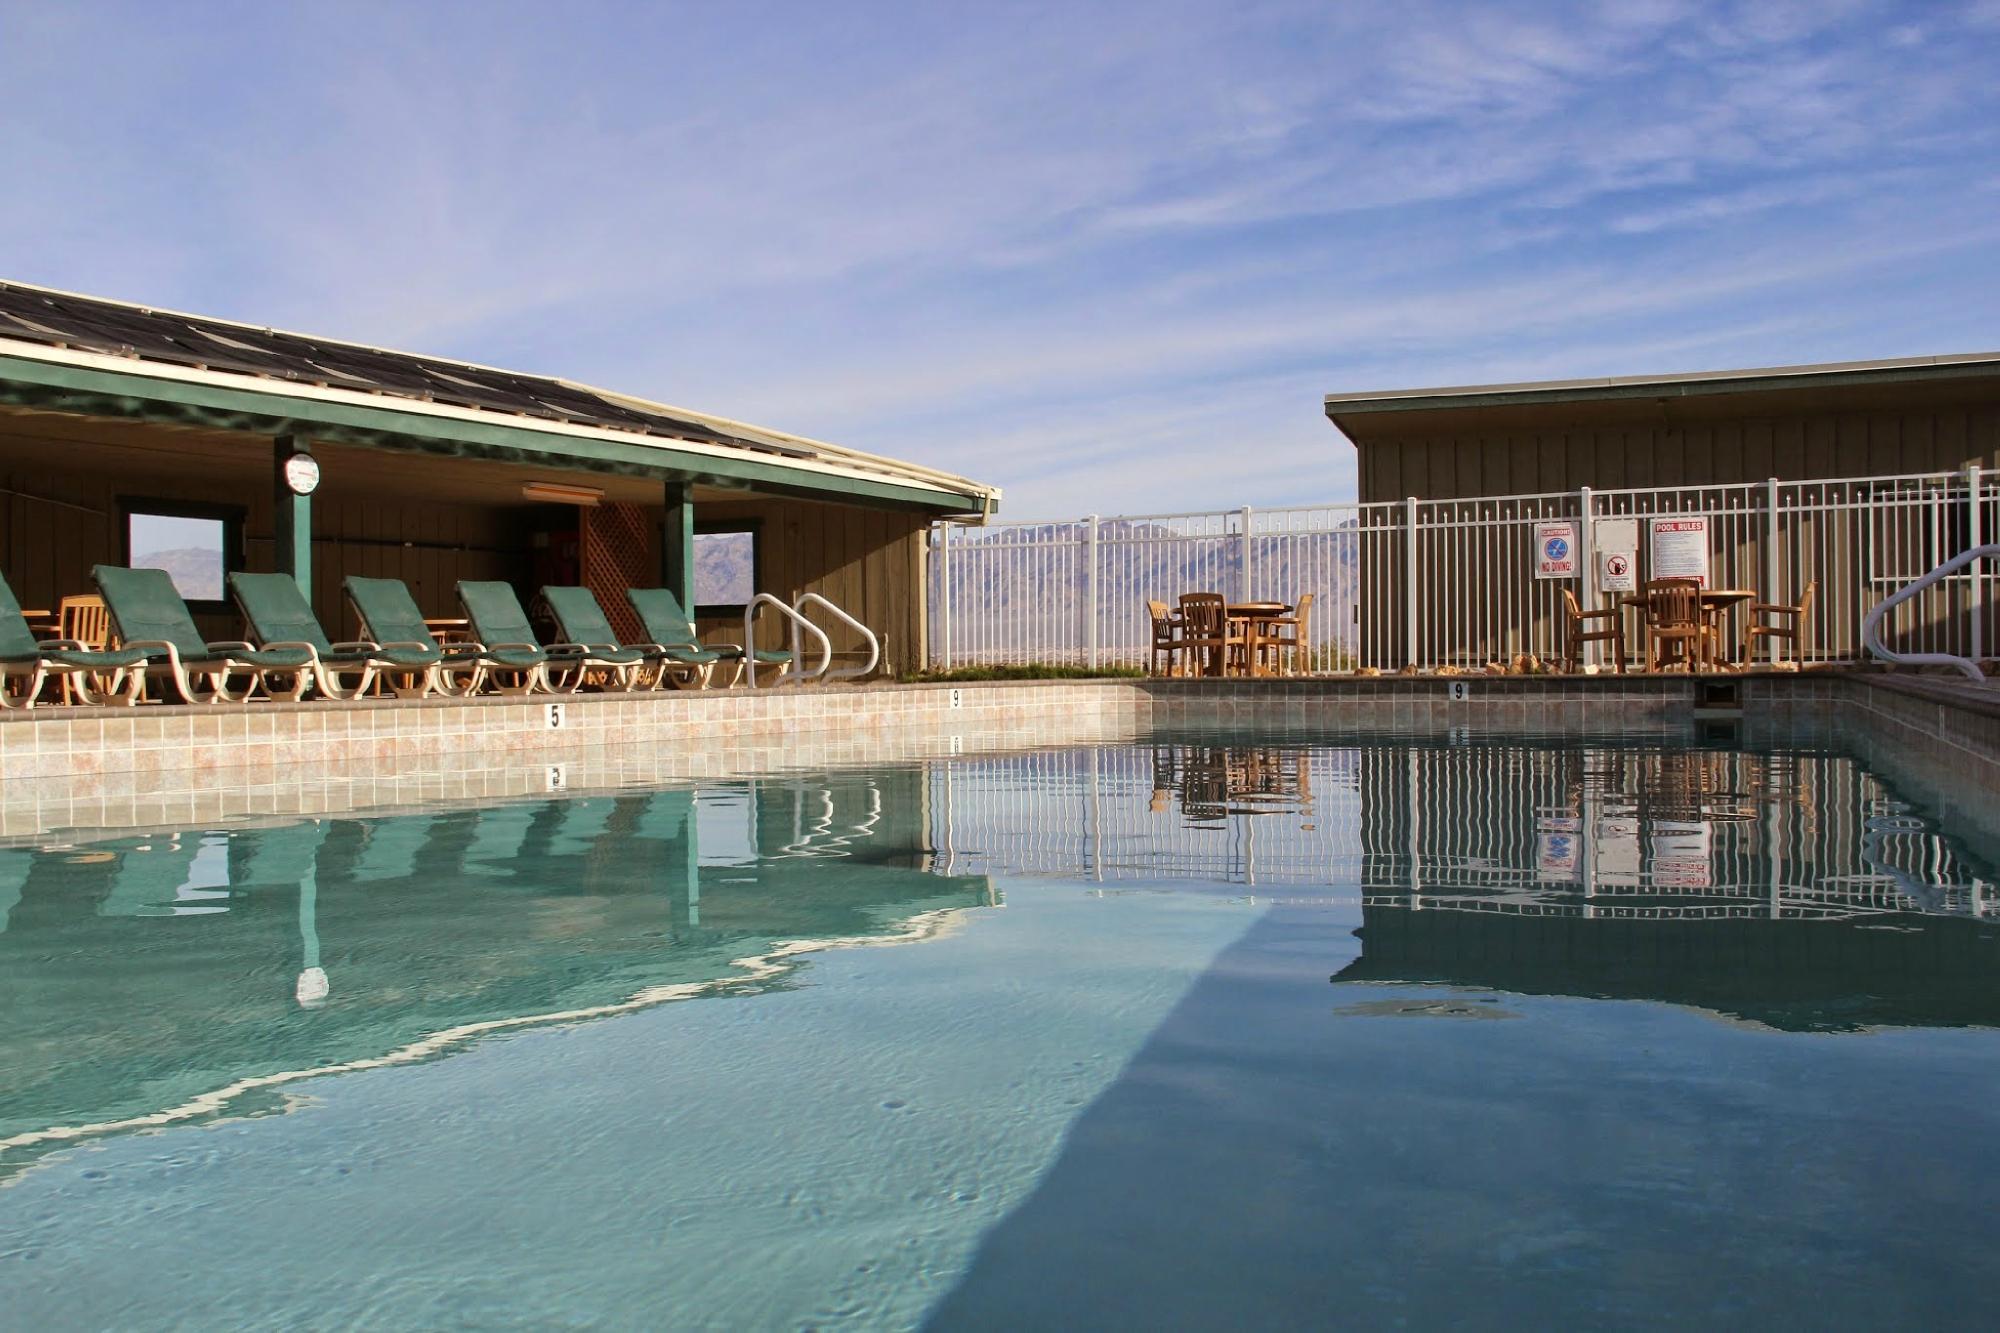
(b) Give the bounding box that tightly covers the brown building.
[0,280,1000,675]
[1322,355,2000,669]
[1325,352,2000,503]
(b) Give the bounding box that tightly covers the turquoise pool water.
[3,732,1998,1328]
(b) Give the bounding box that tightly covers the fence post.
[1764,477,1781,666]
[1970,463,1985,665]
[938,523,953,671]
[1578,485,1595,668]
[1239,506,1254,603]
[1085,513,1100,669]
[1404,495,1419,669]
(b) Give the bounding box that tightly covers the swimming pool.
[3,728,1998,1328]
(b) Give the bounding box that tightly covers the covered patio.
[0,280,999,693]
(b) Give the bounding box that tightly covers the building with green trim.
[0,280,999,673]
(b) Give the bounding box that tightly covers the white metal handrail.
[792,593,880,681]
[743,593,831,688]
[1862,544,1999,681]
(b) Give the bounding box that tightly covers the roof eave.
[1323,352,2000,420]
[0,344,996,515]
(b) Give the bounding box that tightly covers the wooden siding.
[0,419,929,672]
[1347,385,2000,503]
[690,496,929,675]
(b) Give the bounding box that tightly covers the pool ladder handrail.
[1861,543,2000,682]
[743,594,832,688]
[793,593,880,682]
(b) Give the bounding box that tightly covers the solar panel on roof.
[0,281,817,460]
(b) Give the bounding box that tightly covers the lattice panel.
[581,502,656,643]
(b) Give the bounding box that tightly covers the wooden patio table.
[424,617,473,645]
[1620,589,1755,670]
[1226,601,1291,677]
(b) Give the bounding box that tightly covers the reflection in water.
[930,734,2000,1029]
[5,732,1997,1184]
[0,772,994,1178]
[4,732,1998,1327]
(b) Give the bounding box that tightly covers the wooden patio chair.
[1744,579,1817,666]
[1643,577,1714,673]
[1560,588,1625,674]
[58,593,112,649]
[1146,600,1185,676]
[55,593,121,703]
[1177,593,1243,677]
[1254,593,1314,676]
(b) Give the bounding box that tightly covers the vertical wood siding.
[1,425,931,672]
[1355,399,2000,502]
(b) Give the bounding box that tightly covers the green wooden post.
[274,435,313,595]
[662,479,694,608]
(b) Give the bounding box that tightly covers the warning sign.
[1650,820,1713,888]
[1599,549,1635,593]
[1650,516,1711,586]
[1536,817,1583,883]
[1534,520,1579,580]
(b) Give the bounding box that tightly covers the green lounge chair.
[92,565,314,705]
[228,572,401,701]
[0,570,149,708]
[456,580,600,695]
[626,587,791,688]
[342,576,485,698]
[540,586,725,690]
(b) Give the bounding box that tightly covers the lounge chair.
[349,815,437,884]
[92,565,315,704]
[461,801,539,875]
[1,847,33,933]
[626,587,791,687]
[342,576,486,698]
[540,585,725,690]
[455,580,601,694]
[229,572,402,701]
[0,570,149,708]
[97,836,207,917]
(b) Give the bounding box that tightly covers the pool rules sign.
[1650,516,1711,587]
[1534,521,1579,579]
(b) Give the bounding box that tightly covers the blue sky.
[4,1,1998,518]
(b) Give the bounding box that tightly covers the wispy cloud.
[0,0,1996,518]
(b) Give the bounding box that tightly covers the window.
[693,523,760,615]
[121,499,244,610]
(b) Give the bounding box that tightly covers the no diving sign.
[1534,520,1579,579]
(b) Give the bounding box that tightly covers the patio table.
[1226,602,1291,677]
[1620,589,1755,670]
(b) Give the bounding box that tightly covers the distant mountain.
[694,532,755,606]
[129,546,223,602]
[932,517,1362,664]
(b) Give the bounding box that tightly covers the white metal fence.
[928,467,1997,671]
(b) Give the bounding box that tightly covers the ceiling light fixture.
[520,481,604,506]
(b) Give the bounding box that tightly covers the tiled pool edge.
[3,673,1997,840]
[1824,675,2000,836]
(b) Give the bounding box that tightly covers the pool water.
[3,732,1998,1328]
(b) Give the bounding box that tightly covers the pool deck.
[0,670,1995,841]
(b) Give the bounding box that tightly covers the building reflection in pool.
[5,734,1996,1179]
[0,771,996,1177]
[930,735,2000,1030]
